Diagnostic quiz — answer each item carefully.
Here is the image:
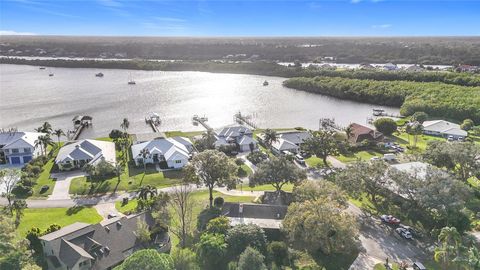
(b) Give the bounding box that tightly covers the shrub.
[226,224,267,259]
[411,111,428,123]
[237,247,267,270]
[206,216,230,235]
[461,119,475,131]
[234,158,244,166]
[197,207,222,232]
[373,118,397,136]
[267,241,289,267]
[213,197,225,208]
[247,151,266,165]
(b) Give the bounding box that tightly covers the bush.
[237,247,267,270]
[267,241,289,267]
[247,151,267,165]
[115,249,174,270]
[171,248,199,270]
[206,216,230,235]
[461,119,475,131]
[411,111,428,123]
[214,197,225,208]
[226,224,267,259]
[196,233,227,270]
[234,158,244,166]
[237,166,247,178]
[197,207,222,232]
[373,118,397,136]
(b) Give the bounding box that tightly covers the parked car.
[107,213,118,219]
[295,154,305,165]
[398,224,422,238]
[458,136,464,141]
[412,262,427,270]
[380,215,401,225]
[383,153,396,161]
[395,227,413,239]
[447,135,454,142]
[370,156,381,161]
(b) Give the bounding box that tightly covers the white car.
[396,227,413,239]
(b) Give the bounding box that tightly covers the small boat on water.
[372,108,386,116]
[49,73,54,77]
[263,80,269,86]
[128,80,136,85]
[39,67,46,70]
[127,73,136,84]
[95,72,104,77]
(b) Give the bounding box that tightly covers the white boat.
[128,73,136,84]
[263,80,269,86]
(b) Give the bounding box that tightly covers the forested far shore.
[1,57,480,87]
[283,76,480,123]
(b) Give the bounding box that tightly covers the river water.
[0,64,399,138]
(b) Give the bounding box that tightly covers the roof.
[238,135,256,146]
[422,120,467,137]
[276,131,311,145]
[222,203,288,229]
[40,212,157,270]
[391,162,430,179]
[55,139,116,165]
[349,123,383,143]
[272,138,298,152]
[217,125,253,138]
[0,131,45,149]
[40,222,91,241]
[131,137,192,162]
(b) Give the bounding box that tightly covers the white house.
[55,139,116,170]
[214,125,257,152]
[268,130,311,154]
[422,120,467,139]
[131,137,193,169]
[0,131,45,165]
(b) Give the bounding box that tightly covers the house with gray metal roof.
[422,120,467,139]
[131,137,193,169]
[214,125,257,152]
[0,131,45,164]
[39,212,170,270]
[222,202,288,230]
[55,139,116,171]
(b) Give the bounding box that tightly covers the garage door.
[23,156,32,163]
[10,157,21,164]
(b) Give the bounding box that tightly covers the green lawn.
[30,144,64,198]
[391,132,445,152]
[335,150,383,163]
[69,165,183,195]
[164,131,204,138]
[305,156,324,167]
[16,207,102,237]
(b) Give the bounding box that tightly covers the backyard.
[16,206,102,236]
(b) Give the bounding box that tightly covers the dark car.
[413,262,427,270]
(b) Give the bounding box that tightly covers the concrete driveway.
[94,202,125,220]
[48,171,86,200]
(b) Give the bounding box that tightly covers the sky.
[0,0,479,36]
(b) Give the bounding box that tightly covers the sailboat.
[127,73,136,85]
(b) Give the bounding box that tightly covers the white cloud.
[0,30,36,35]
[97,0,122,7]
[351,0,362,3]
[372,24,392,29]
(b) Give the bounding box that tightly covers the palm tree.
[35,135,54,156]
[344,124,353,142]
[263,129,278,149]
[35,122,53,134]
[138,185,157,200]
[53,129,65,148]
[139,148,151,175]
[114,163,124,183]
[435,227,462,270]
[120,118,130,133]
[406,121,424,148]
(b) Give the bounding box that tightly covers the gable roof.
[217,125,253,138]
[349,123,383,143]
[55,139,116,165]
[0,131,45,149]
[277,130,311,145]
[222,202,288,229]
[40,212,156,270]
[131,137,192,162]
[272,138,298,152]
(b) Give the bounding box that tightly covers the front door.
[10,156,21,164]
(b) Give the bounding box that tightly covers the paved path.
[48,171,86,200]
[327,156,347,169]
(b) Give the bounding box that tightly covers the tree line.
[283,76,480,123]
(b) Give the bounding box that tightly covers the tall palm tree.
[406,121,424,148]
[263,129,278,149]
[53,129,65,148]
[120,118,130,133]
[435,227,462,270]
[138,185,157,200]
[35,135,54,156]
[140,148,151,175]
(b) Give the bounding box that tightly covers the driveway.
[94,202,125,220]
[348,204,430,268]
[48,171,86,200]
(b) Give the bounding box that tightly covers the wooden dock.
[234,111,257,129]
[68,115,92,140]
[145,113,162,133]
[192,115,213,131]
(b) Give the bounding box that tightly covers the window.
[12,149,19,153]
[175,160,182,164]
[4,149,9,154]
[24,148,31,153]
